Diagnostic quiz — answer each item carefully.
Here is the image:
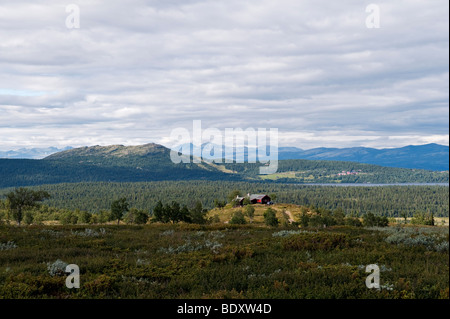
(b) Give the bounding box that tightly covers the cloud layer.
[0,0,448,150]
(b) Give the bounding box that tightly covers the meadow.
[0,222,448,299]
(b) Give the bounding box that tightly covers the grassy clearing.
[0,223,448,299]
[208,203,305,224]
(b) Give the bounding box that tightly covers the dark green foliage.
[152,201,167,223]
[209,214,221,224]
[344,217,363,227]
[264,208,279,227]
[98,210,112,223]
[23,211,34,225]
[111,198,129,225]
[230,211,247,225]
[6,188,50,225]
[78,211,92,224]
[0,224,447,299]
[363,212,389,227]
[227,190,242,203]
[189,201,208,225]
[1,182,447,218]
[244,205,255,223]
[125,208,149,225]
[282,232,352,251]
[214,199,226,209]
[60,211,79,225]
[299,208,363,228]
[299,211,310,227]
[0,153,234,188]
[411,212,435,226]
[152,200,206,225]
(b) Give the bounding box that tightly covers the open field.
[0,223,448,299]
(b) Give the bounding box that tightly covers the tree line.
[2,181,445,217]
[0,187,443,227]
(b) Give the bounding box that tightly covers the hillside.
[277,143,449,171]
[45,143,166,162]
[0,143,448,188]
[208,203,307,225]
[174,143,449,171]
[221,159,448,184]
[0,144,234,188]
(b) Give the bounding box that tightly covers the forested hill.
[278,143,449,171]
[222,160,449,184]
[0,144,234,188]
[0,143,448,188]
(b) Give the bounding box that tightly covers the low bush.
[282,232,352,251]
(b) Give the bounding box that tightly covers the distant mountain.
[0,143,237,188]
[44,143,233,176]
[277,144,449,171]
[46,143,166,162]
[172,143,449,171]
[0,143,447,188]
[0,146,72,159]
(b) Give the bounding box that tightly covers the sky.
[0,0,448,151]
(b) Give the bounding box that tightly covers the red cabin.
[249,194,271,204]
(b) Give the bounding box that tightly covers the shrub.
[345,217,362,227]
[272,230,311,237]
[244,205,255,223]
[363,212,389,227]
[209,214,221,224]
[126,208,149,225]
[0,241,18,251]
[282,232,351,251]
[434,241,449,252]
[381,226,448,252]
[411,212,435,226]
[264,208,279,227]
[230,211,247,225]
[78,211,92,224]
[47,259,68,277]
[60,211,79,225]
[160,230,174,236]
[299,212,310,227]
[98,210,112,224]
[84,274,116,296]
[159,238,223,254]
[308,214,325,228]
[24,212,34,225]
[71,228,106,237]
[213,245,254,262]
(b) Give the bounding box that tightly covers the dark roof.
[249,194,269,200]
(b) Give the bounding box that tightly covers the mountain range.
[172,143,449,171]
[277,143,449,171]
[1,143,448,171]
[0,143,447,188]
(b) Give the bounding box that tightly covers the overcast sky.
[0,0,448,151]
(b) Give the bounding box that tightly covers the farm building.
[235,194,272,206]
[249,194,271,204]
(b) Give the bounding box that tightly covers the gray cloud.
[0,0,448,151]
